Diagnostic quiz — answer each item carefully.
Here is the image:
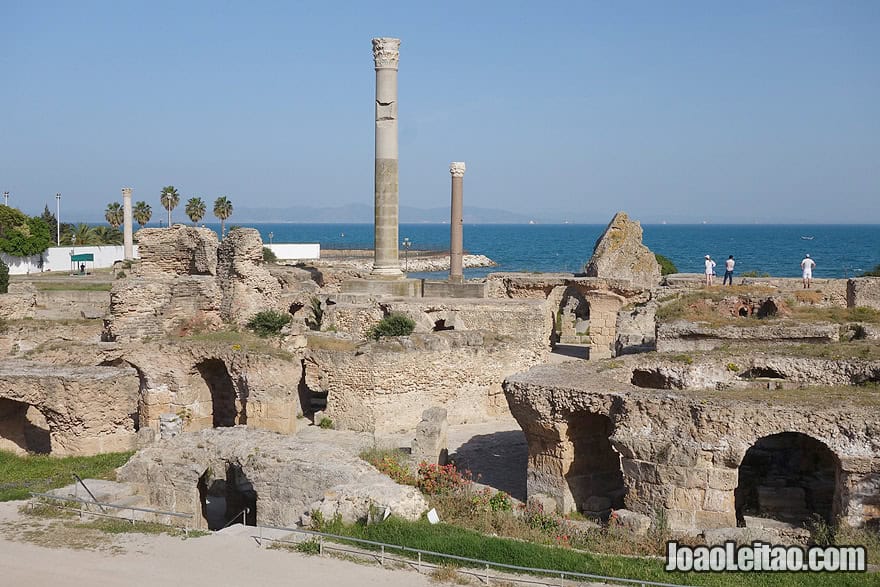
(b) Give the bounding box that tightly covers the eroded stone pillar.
[122,187,133,260]
[449,162,465,283]
[371,37,403,277]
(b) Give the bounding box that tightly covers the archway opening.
[735,432,838,526]
[0,398,51,454]
[566,412,626,518]
[196,359,239,427]
[198,463,257,530]
[99,358,144,431]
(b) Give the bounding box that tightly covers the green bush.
[654,254,677,276]
[318,417,334,429]
[740,270,770,278]
[0,257,8,294]
[246,309,291,337]
[262,247,277,264]
[860,264,880,277]
[368,313,415,340]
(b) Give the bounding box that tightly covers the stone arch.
[197,462,258,530]
[0,398,52,454]
[565,412,626,517]
[99,358,145,432]
[195,359,242,428]
[735,432,839,525]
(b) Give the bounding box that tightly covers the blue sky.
[2,1,878,223]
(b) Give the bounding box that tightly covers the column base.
[422,280,487,298]
[370,266,405,277]
[341,277,423,297]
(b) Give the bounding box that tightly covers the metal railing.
[29,492,193,531]
[72,474,107,513]
[221,507,250,530]
[251,524,688,587]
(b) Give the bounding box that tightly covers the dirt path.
[0,501,433,587]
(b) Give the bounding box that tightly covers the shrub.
[306,296,323,331]
[262,247,277,264]
[860,264,880,277]
[654,253,677,276]
[0,257,8,294]
[246,309,291,337]
[417,462,472,495]
[740,270,770,278]
[368,313,415,340]
[361,447,417,486]
[318,416,334,429]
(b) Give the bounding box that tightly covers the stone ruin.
[504,354,880,534]
[105,226,281,341]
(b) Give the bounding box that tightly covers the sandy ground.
[0,419,529,586]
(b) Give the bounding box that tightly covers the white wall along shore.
[1,243,320,275]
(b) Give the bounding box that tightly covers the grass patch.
[306,333,359,352]
[174,329,294,360]
[32,282,113,292]
[0,450,133,502]
[312,516,876,586]
[76,517,188,537]
[788,306,880,325]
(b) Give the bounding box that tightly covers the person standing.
[723,255,735,286]
[704,255,716,286]
[801,254,816,288]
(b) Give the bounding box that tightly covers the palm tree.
[60,223,97,246]
[105,202,124,229]
[185,197,206,226]
[159,186,180,227]
[93,226,123,245]
[132,201,152,229]
[213,196,233,238]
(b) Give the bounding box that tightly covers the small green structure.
[70,253,94,275]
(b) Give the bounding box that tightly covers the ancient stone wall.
[0,360,139,455]
[504,357,880,532]
[0,283,37,320]
[99,341,303,436]
[656,320,840,352]
[306,330,547,434]
[583,212,661,289]
[216,228,282,325]
[117,427,427,529]
[847,277,880,310]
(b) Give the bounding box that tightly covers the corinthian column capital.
[122,187,132,198]
[450,162,466,177]
[372,37,401,70]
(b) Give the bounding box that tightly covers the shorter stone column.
[122,187,133,260]
[449,162,465,283]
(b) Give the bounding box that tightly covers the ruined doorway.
[196,359,240,428]
[566,412,625,517]
[0,398,51,454]
[735,432,838,525]
[198,463,258,530]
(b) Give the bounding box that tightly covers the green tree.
[0,206,53,257]
[132,201,152,229]
[185,197,206,226]
[213,196,233,238]
[40,205,58,245]
[159,186,180,227]
[93,226,123,245]
[105,202,124,229]
[61,223,98,246]
[0,257,9,294]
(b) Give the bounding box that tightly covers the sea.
[200,222,879,280]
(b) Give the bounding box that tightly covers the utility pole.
[55,193,61,245]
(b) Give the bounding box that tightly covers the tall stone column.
[449,162,466,283]
[122,187,133,260]
[371,37,403,277]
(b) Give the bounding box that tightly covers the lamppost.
[268,231,274,245]
[401,237,412,272]
[55,193,61,245]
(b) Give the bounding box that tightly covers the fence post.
[380,544,385,566]
[485,564,490,584]
[259,525,263,548]
[319,535,323,556]
[418,552,422,574]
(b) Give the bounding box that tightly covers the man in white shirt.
[723,255,735,286]
[801,254,816,289]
